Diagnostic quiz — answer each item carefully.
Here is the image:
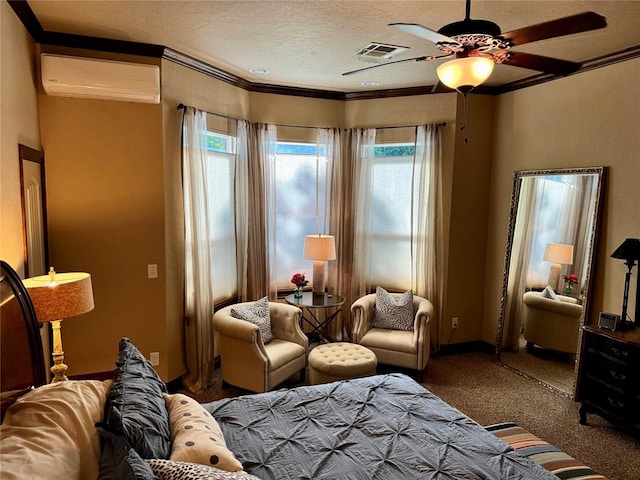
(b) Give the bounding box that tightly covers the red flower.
[291,273,308,288]
[564,273,578,284]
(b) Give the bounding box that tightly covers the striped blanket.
[485,422,607,480]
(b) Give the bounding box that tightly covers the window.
[204,131,238,302]
[274,142,328,289]
[368,143,416,291]
[526,175,578,287]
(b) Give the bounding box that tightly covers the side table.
[285,292,345,343]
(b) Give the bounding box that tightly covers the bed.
[0,260,600,479]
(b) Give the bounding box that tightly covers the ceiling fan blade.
[342,56,427,76]
[501,11,607,46]
[389,23,460,46]
[502,51,582,75]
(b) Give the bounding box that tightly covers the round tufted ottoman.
[308,342,377,385]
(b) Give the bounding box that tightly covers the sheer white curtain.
[413,124,444,349]
[236,122,278,301]
[504,177,538,350]
[350,128,377,299]
[182,106,215,392]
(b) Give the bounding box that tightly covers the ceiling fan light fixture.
[436,56,494,92]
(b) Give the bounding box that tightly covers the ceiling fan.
[343,0,607,92]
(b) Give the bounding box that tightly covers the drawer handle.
[606,397,625,409]
[610,347,629,358]
[609,370,627,381]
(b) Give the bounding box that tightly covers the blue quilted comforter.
[205,373,556,480]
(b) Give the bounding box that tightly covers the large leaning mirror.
[19,144,48,277]
[495,167,606,399]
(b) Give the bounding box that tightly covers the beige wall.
[482,58,640,345]
[1,1,42,275]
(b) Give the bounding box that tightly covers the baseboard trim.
[438,340,494,356]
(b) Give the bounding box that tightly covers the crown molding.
[10,0,639,101]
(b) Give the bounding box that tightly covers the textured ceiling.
[27,0,640,93]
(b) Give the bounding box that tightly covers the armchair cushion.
[230,297,273,344]
[373,287,414,331]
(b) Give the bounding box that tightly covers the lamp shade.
[23,271,94,322]
[303,235,336,261]
[543,243,574,265]
[611,238,640,261]
[436,57,494,91]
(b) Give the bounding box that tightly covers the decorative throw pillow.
[373,286,414,331]
[104,338,171,460]
[230,296,274,344]
[541,285,558,301]
[164,393,243,472]
[97,427,158,480]
[146,459,261,480]
[0,379,111,479]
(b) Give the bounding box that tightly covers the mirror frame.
[494,166,607,398]
[19,144,49,278]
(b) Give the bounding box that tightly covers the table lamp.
[611,238,640,328]
[543,243,574,293]
[23,267,94,382]
[303,234,336,295]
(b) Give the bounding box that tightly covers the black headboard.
[0,260,46,393]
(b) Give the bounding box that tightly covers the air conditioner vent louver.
[355,42,409,63]
[41,54,160,104]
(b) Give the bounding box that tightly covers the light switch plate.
[150,352,160,366]
[147,264,158,279]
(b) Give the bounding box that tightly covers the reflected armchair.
[522,291,583,354]
[213,301,308,393]
[351,293,434,371]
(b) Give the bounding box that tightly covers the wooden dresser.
[579,325,640,437]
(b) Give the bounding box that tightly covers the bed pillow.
[541,285,558,300]
[230,297,274,344]
[97,427,158,480]
[0,379,111,480]
[104,338,171,459]
[373,286,414,331]
[164,393,243,472]
[147,459,260,479]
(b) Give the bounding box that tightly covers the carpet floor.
[184,350,640,480]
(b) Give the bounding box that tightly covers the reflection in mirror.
[19,145,48,277]
[495,167,606,398]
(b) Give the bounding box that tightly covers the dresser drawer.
[582,377,631,419]
[588,333,639,364]
[583,352,640,390]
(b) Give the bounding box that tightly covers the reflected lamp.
[303,234,336,295]
[611,238,640,327]
[543,243,574,293]
[23,268,94,382]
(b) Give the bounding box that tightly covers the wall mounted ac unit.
[41,54,160,104]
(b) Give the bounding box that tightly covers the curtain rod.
[177,103,446,129]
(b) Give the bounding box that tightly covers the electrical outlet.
[147,264,158,279]
[150,352,160,366]
[452,317,459,329]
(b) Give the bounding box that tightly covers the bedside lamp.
[611,238,640,327]
[543,243,574,293]
[23,268,94,382]
[303,234,336,295]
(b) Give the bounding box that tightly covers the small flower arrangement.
[563,273,578,297]
[291,273,308,289]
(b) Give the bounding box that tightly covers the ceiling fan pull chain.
[461,92,469,144]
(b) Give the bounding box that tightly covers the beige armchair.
[351,293,435,371]
[213,301,308,393]
[522,291,583,354]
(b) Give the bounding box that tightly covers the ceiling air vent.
[355,42,409,63]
